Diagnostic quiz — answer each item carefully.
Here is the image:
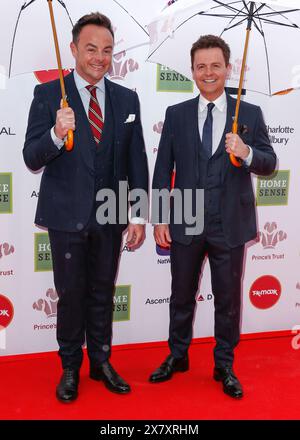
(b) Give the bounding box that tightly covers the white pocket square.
[124,114,135,123]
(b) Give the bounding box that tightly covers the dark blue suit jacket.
[23,73,148,232]
[152,94,277,247]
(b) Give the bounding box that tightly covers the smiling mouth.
[204,79,217,83]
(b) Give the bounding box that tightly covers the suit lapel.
[186,96,201,183]
[104,78,120,177]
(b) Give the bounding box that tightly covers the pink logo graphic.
[297,282,300,290]
[259,222,287,249]
[33,288,58,318]
[153,121,164,135]
[108,51,139,81]
[0,243,14,259]
[227,59,250,82]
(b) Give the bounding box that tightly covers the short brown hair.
[191,35,230,68]
[72,12,114,44]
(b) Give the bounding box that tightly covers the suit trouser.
[48,222,122,370]
[169,220,245,367]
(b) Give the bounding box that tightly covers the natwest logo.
[249,275,281,309]
[0,294,14,329]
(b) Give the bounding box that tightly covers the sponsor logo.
[296,282,300,290]
[0,173,12,214]
[291,325,300,350]
[227,59,250,83]
[156,244,170,257]
[0,294,14,330]
[249,275,281,309]
[252,222,286,262]
[145,297,170,305]
[33,288,58,318]
[197,293,213,302]
[157,64,194,92]
[153,121,164,154]
[266,125,294,147]
[0,127,16,136]
[0,242,14,259]
[34,233,52,272]
[34,69,72,84]
[256,170,290,206]
[121,244,134,253]
[31,190,39,198]
[108,51,139,81]
[113,285,131,322]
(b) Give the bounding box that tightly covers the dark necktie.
[86,85,104,145]
[202,102,215,157]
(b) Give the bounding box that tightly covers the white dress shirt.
[198,91,253,165]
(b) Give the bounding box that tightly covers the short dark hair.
[191,35,231,67]
[72,12,114,44]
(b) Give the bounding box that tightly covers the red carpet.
[0,334,299,420]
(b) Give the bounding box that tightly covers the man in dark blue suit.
[24,13,148,403]
[149,35,276,398]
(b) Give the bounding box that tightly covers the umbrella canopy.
[0,0,151,78]
[147,0,300,95]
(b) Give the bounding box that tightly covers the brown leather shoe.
[149,354,189,383]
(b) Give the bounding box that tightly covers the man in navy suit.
[149,35,276,398]
[24,13,148,402]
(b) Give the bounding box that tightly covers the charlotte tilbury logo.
[108,51,139,81]
[33,288,58,318]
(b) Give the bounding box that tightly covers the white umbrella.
[147,0,300,166]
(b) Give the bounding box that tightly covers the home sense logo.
[0,294,14,330]
[113,285,131,322]
[249,275,281,309]
[157,65,193,92]
[34,233,52,272]
[0,173,12,214]
[256,170,290,206]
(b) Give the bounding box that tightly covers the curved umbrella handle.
[230,120,242,168]
[62,98,74,152]
[65,130,74,152]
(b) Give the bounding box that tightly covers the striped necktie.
[86,85,104,145]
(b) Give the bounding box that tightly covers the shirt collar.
[73,69,105,93]
[199,90,227,113]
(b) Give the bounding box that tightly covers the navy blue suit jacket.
[152,94,277,247]
[24,73,148,232]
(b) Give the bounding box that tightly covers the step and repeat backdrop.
[1,1,300,355]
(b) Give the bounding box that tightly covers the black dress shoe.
[90,361,131,394]
[149,354,189,383]
[213,366,243,399]
[56,368,79,403]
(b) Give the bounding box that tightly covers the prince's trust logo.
[33,288,58,318]
[108,51,139,81]
[252,221,287,262]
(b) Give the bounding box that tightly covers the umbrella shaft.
[247,2,255,30]
[47,0,67,101]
